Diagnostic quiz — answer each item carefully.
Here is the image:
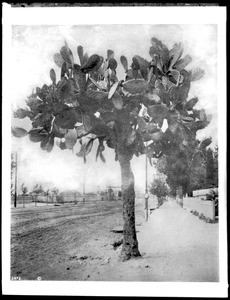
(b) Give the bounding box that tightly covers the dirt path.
[11,201,124,280]
[90,200,219,282]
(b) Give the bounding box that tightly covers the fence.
[58,194,101,203]
[11,194,57,207]
[11,192,120,208]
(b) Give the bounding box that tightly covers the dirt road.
[90,200,219,282]
[11,201,128,280]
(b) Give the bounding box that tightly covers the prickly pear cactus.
[12,37,212,163]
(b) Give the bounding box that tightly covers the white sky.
[10,24,218,193]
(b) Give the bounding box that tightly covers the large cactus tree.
[12,37,212,261]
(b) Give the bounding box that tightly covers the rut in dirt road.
[90,200,219,282]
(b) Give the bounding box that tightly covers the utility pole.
[145,145,149,221]
[14,152,17,208]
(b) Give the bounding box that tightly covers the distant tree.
[44,189,50,203]
[51,188,59,195]
[50,188,59,203]
[20,183,28,196]
[32,184,44,195]
[150,176,169,206]
[189,150,206,191]
[155,137,212,196]
[176,186,183,199]
[155,150,191,196]
[213,145,218,187]
[108,187,115,201]
[44,189,50,195]
[20,183,28,207]
[12,37,212,261]
[205,148,215,188]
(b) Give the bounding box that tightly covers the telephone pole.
[145,152,148,193]
[145,144,149,221]
[14,152,17,208]
[145,154,149,221]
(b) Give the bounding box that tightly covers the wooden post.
[14,152,17,208]
[23,196,25,208]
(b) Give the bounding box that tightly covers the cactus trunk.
[118,153,141,261]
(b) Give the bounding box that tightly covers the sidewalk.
[90,200,219,281]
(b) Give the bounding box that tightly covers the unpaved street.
[11,201,127,280]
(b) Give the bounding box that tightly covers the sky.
[10,24,218,193]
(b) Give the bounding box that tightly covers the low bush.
[190,210,217,223]
[192,210,199,216]
[199,213,205,220]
